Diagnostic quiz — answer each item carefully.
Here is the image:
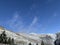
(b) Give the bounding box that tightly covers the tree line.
[0,31,15,45]
[28,40,44,45]
[0,31,45,45]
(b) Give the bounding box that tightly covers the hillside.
[0,27,57,45]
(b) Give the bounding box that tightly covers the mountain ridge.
[0,27,57,45]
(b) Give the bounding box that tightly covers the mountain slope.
[0,27,57,45]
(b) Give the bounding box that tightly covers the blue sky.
[0,0,60,33]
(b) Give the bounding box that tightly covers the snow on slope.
[0,28,28,42]
[18,32,56,45]
[0,27,57,45]
[18,33,41,42]
[29,33,56,45]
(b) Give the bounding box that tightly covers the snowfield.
[0,27,57,45]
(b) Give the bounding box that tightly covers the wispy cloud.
[26,16,42,33]
[18,16,39,33]
[29,16,38,27]
[5,12,25,32]
[3,12,42,33]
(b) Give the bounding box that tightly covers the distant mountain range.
[0,27,58,45]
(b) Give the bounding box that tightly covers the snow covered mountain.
[0,27,57,45]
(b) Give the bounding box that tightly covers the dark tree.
[0,31,7,44]
[29,43,31,45]
[36,43,38,45]
[0,34,3,43]
[54,39,60,45]
[11,38,14,45]
[8,37,11,44]
[54,39,57,45]
[2,31,6,37]
[2,31,7,44]
[0,31,15,45]
[41,40,44,45]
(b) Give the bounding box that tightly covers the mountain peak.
[0,26,5,30]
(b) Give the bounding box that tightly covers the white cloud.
[4,11,40,33]
[4,12,42,33]
[26,16,42,33]
[6,12,25,32]
[18,16,39,33]
[29,16,38,27]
